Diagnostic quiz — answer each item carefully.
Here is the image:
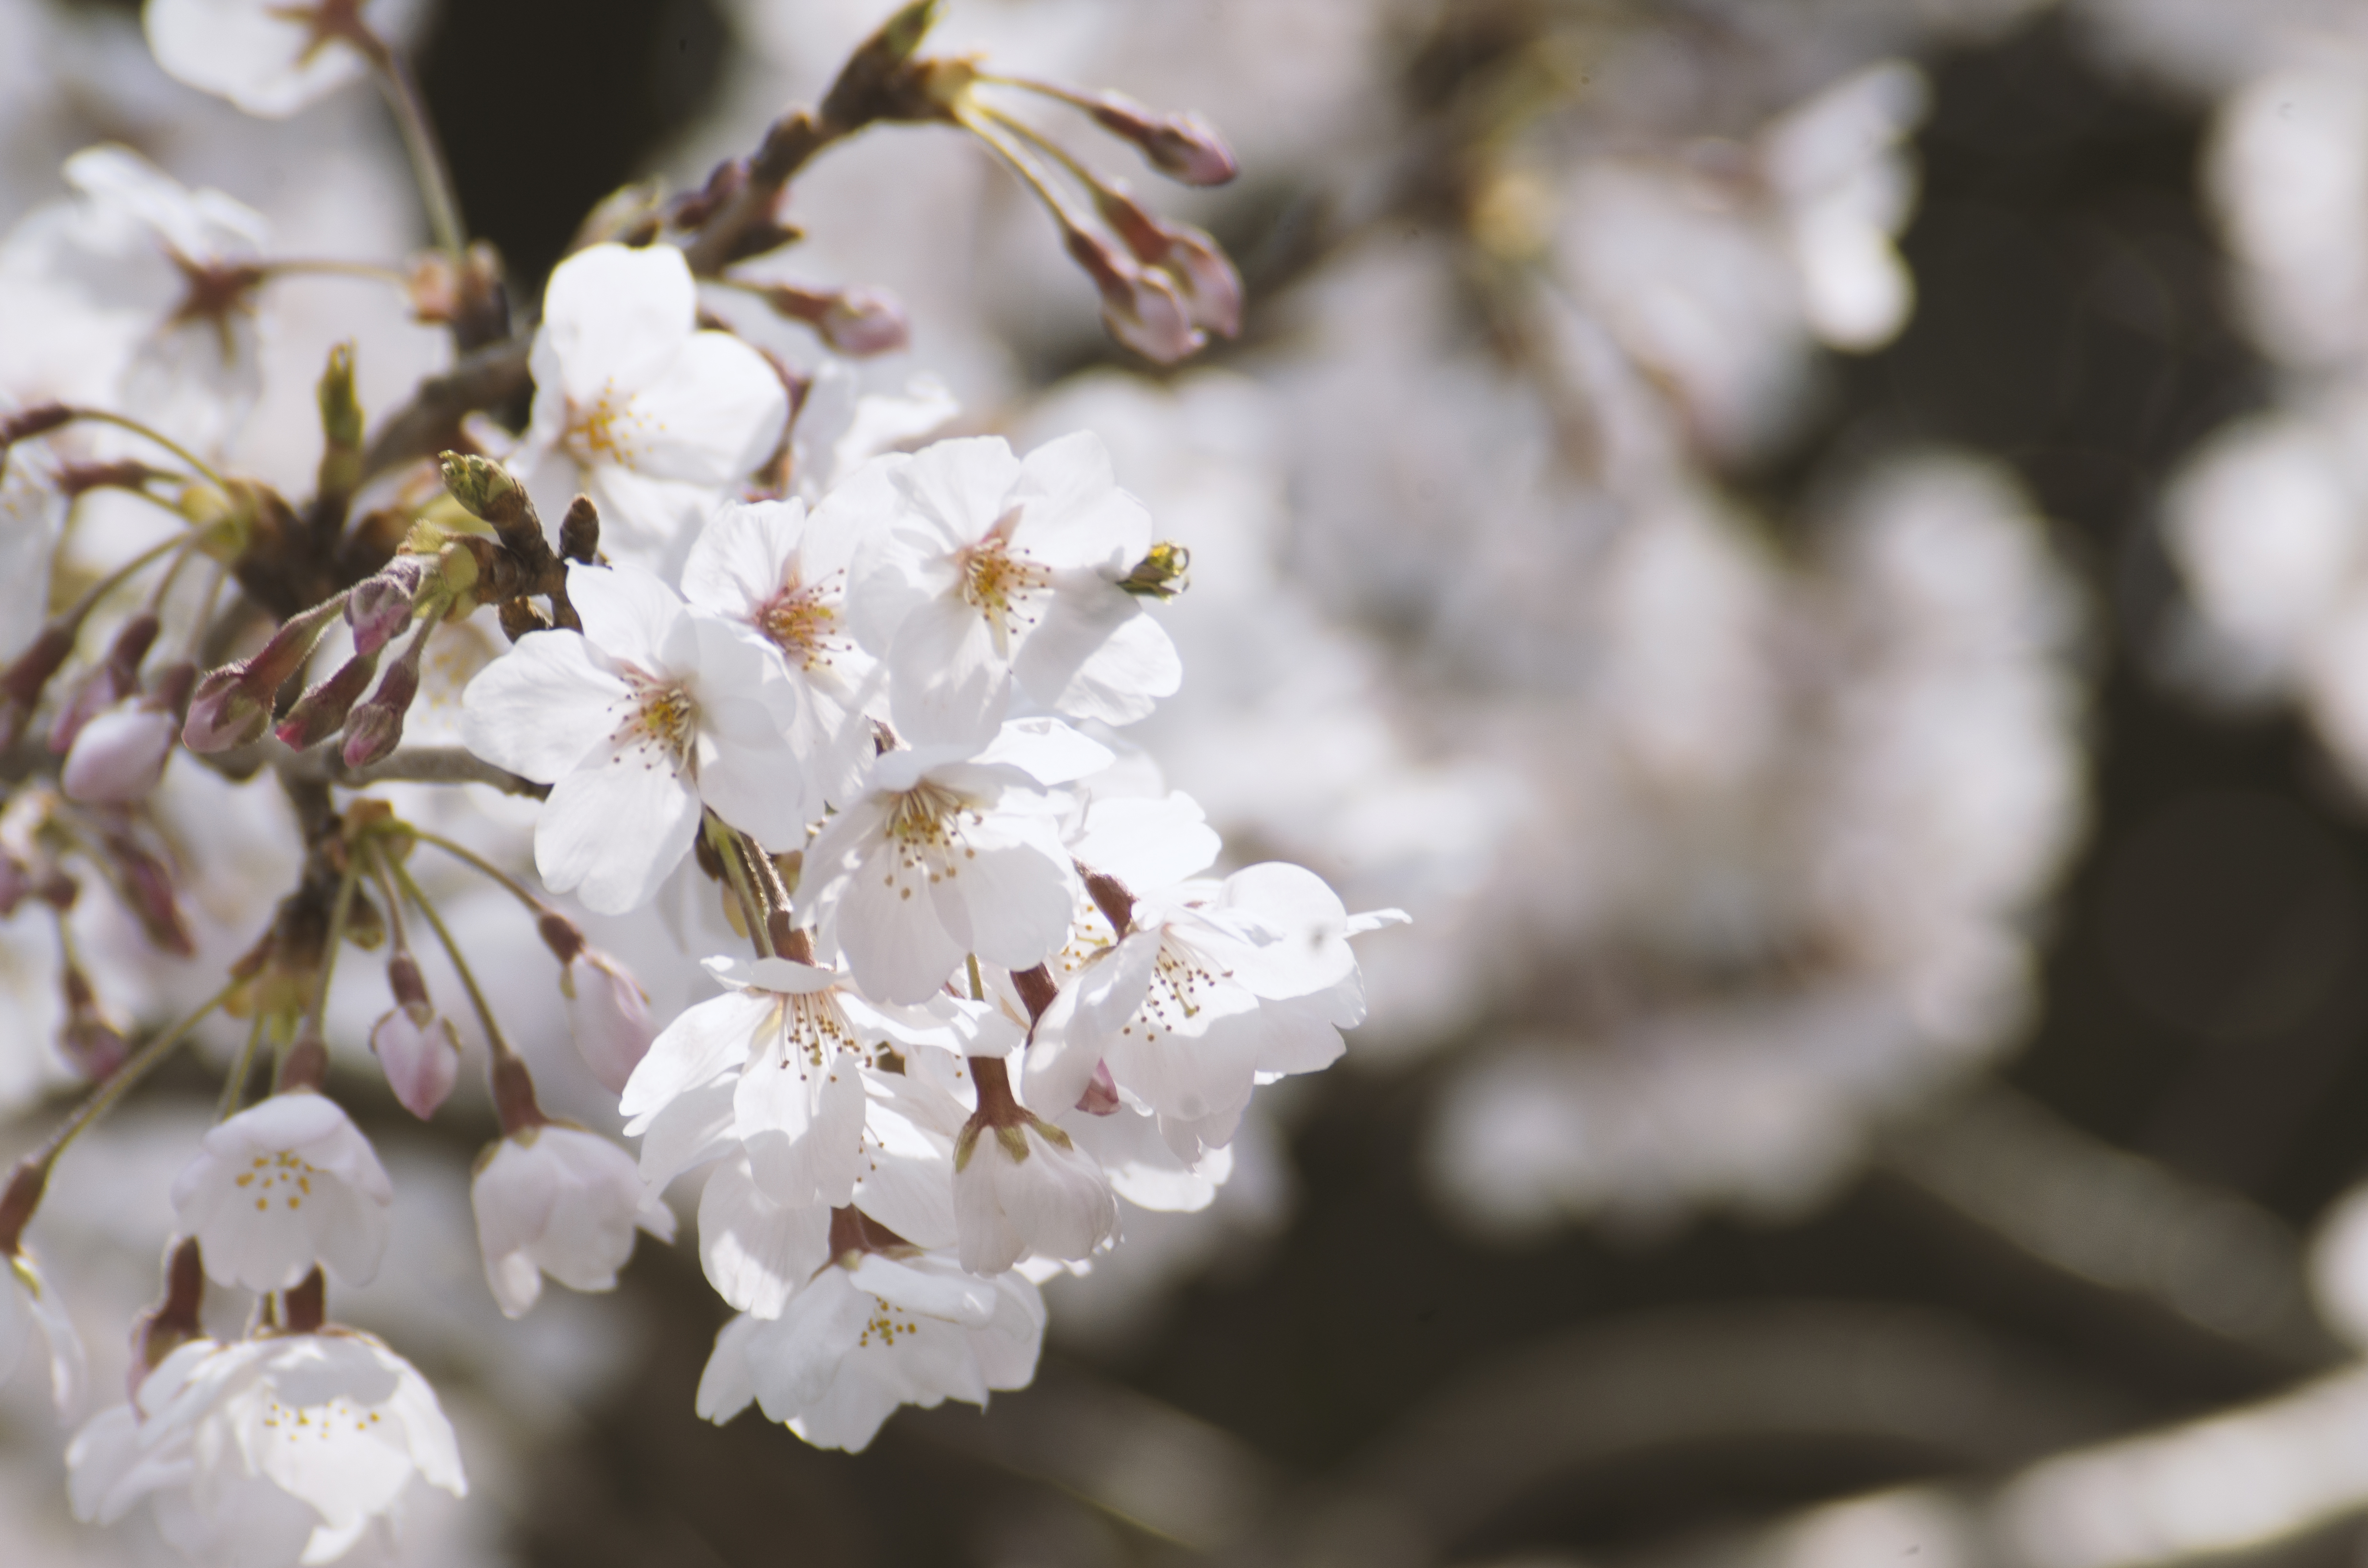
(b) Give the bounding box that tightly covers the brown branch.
[360,336,532,481]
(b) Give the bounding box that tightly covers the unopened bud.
[1095,188,1241,339]
[315,342,363,508]
[49,611,160,753]
[0,624,80,751]
[437,452,533,534]
[181,594,348,754]
[562,950,655,1094]
[1087,95,1239,186]
[1064,227,1203,363]
[345,558,426,656]
[559,494,601,564]
[61,705,176,804]
[275,649,380,751]
[372,1005,460,1120]
[755,282,911,356]
[340,655,421,770]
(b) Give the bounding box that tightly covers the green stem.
[54,527,204,635]
[216,1011,266,1122]
[384,852,512,1060]
[262,257,412,286]
[305,855,364,1039]
[951,101,1098,233]
[57,408,228,490]
[396,827,547,918]
[355,29,467,253]
[34,980,239,1170]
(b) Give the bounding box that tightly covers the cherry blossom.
[799,728,1090,1005]
[517,243,790,570]
[681,496,884,820]
[839,432,1181,745]
[694,1216,1045,1452]
[0,146,268,456]
[559,946,658,1096]
[953,1058,1120,1274]
[170,1092,394,1293]
[458,561,804,914]
[67,1329,465,1566]
[472,1125,676,1318]
[368,1005,460,1121]
[622,954,976,1204]
[143,0,380,119]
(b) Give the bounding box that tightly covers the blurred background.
[17,0,2368,1564]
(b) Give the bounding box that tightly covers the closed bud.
[61,705,176,804]
[49,612,160,753]
[340,652,421,770]
[1064,227,1203,363]
[1087,95,1239,186]
[372,1005,461,1120]
[559,495,601,564]
[754,282,910,356]
[561,950,656,1095]
[274,649,380,750]
[182,666,267,752]
[437,451,532,532]
[1095,187,1241,339]
[345,558,427,656]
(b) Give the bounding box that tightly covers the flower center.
[955,514,1049,654]
[612,674,697,771]
[886,781,966,848]
[1124,936,1219,1042]
[233,1150,319,1212]
[565,380,649,466]
[777,991,857,1071]
[756,577,846,671]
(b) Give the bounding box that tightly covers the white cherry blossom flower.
[518,242,789,570]
[839,432,1181,745]
[0,146,269,456]
[623,954,982,1202]
[1029,846,1408,1159]
[801,732,1088,1004]
[694,1218,1045,1452]
[472,1124,676,1318]
[953,1058,1119,1275]
[458,561,804,914]
[681,496,884,819]
[143,0,377,119]
[171,1091,394,1293]
[68,1329,465,1566]
[0,1249,86,1409]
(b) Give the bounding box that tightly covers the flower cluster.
[0,0,1398,1559]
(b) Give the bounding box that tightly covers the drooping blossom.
[953,1057,1118,1275]
[458,561,804,915]
[622,954,988,1202]
[694,1214,1045,1452]
[67,1329,466,1566]
[560,946,658,1095]
[839,432,1181,745]
[471,1124,676,1318]
[170,1092,394,1293]
[516,242,789,570]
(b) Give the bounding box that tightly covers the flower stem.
[216,1011,266,1122]
[55,408,228,490]
[33,980,240,1172]
[384,852,512,1061]
[262,257,412,287]
[397,827,548,918]
[704,814,773,961]
[353,29,467,254]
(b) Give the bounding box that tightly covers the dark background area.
[296,2,2368,1562]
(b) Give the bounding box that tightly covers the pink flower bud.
[345,560,426,657]
[1064,227,1204,363]
[1087,95,1239,186]
[817,287,910,356]
[274,649,380,750]
[182,666,267,752]
[561,950,655,1095]
[1096,188,1242,339]
[371,1006,461,1120]
[340,655,420,769]
[61,704,176,804]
